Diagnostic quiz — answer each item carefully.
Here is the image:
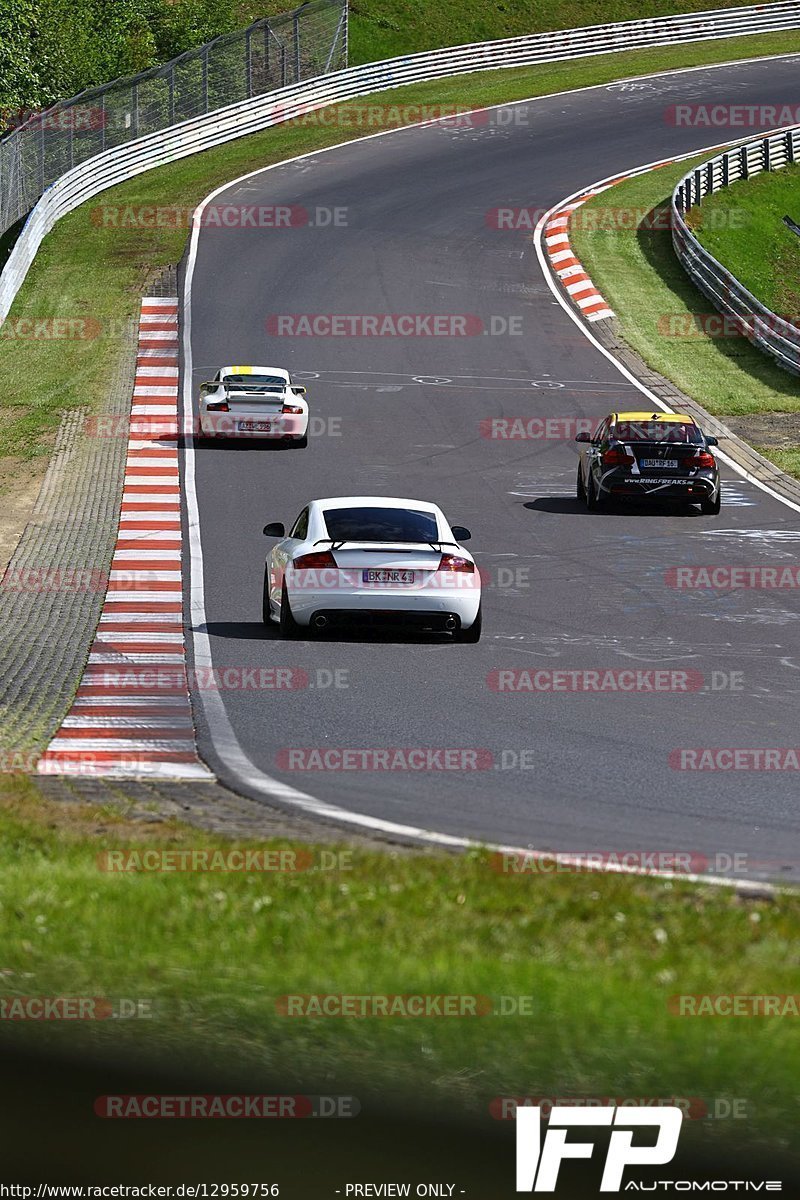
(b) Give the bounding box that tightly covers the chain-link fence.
[0,0,347,239]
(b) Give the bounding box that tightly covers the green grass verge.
[571,159,800,420]
[347,0,773,64]
[690,161,800,315]
[1,775,798,1145]
[4,30,800,468]
[755,445,800,476]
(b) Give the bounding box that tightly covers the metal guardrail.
[4,1,800,325]
[672,126,800,374]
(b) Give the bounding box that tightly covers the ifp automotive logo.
[515,1105,683,1192]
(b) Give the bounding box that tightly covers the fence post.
[39,115,45,193]
[202,46,209,112]
[763,137,770,172]
[246,28,253,98]
[169,66,175,124]
[741,143,748,180]
[722,151,729,187]
[788,129,796,164]
[132,83,139,138]
[293,10,301,80]
[100,92,106,151]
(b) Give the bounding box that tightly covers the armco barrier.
[672,125,800,374]
[4,1,800,325]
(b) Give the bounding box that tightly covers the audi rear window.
[613,421,703,445]
[322,507,439,543]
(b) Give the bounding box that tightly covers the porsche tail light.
[602,447,630,467]
[293,550,337,570]
[694,450,716,469]
[438,553,475,573]
[282,404,304,415]
[205,400,229,412]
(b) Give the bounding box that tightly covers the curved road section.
[183,56,800,885]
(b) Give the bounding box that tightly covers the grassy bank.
[690,160,800,316]
[0,773,797,1145]
[347,0,770,63]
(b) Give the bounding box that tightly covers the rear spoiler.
[200,380,305,398]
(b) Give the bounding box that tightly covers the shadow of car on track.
[192,437,304,450]
[524,498,708,517]
[199,620,460,646]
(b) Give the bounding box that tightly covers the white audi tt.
[262,497,482,641]
[198,365,308,445]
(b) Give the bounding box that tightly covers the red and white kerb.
[38,298,211,779]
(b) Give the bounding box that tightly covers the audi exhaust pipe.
[312,614,329,631]
[444,615,458,632]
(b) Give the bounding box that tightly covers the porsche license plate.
[362,569,415,584]
[237,420,271,432]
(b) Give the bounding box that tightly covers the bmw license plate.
[362,569,415,584]
[641,458,677,469]
[237,420,271,432]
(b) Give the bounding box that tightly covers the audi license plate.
[237,420,271,432]
[362,569,415,584]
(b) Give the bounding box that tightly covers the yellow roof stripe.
[227,365,254,375]
[614,411,693,422]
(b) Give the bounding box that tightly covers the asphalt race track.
[184,54,800,884]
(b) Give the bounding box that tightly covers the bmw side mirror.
[575,432,591,443]
[451,525,471,541]
[263,522,285,537]
[705,435,719,447]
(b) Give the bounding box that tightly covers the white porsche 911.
[198,365,308,445]
[262,496,482,642]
